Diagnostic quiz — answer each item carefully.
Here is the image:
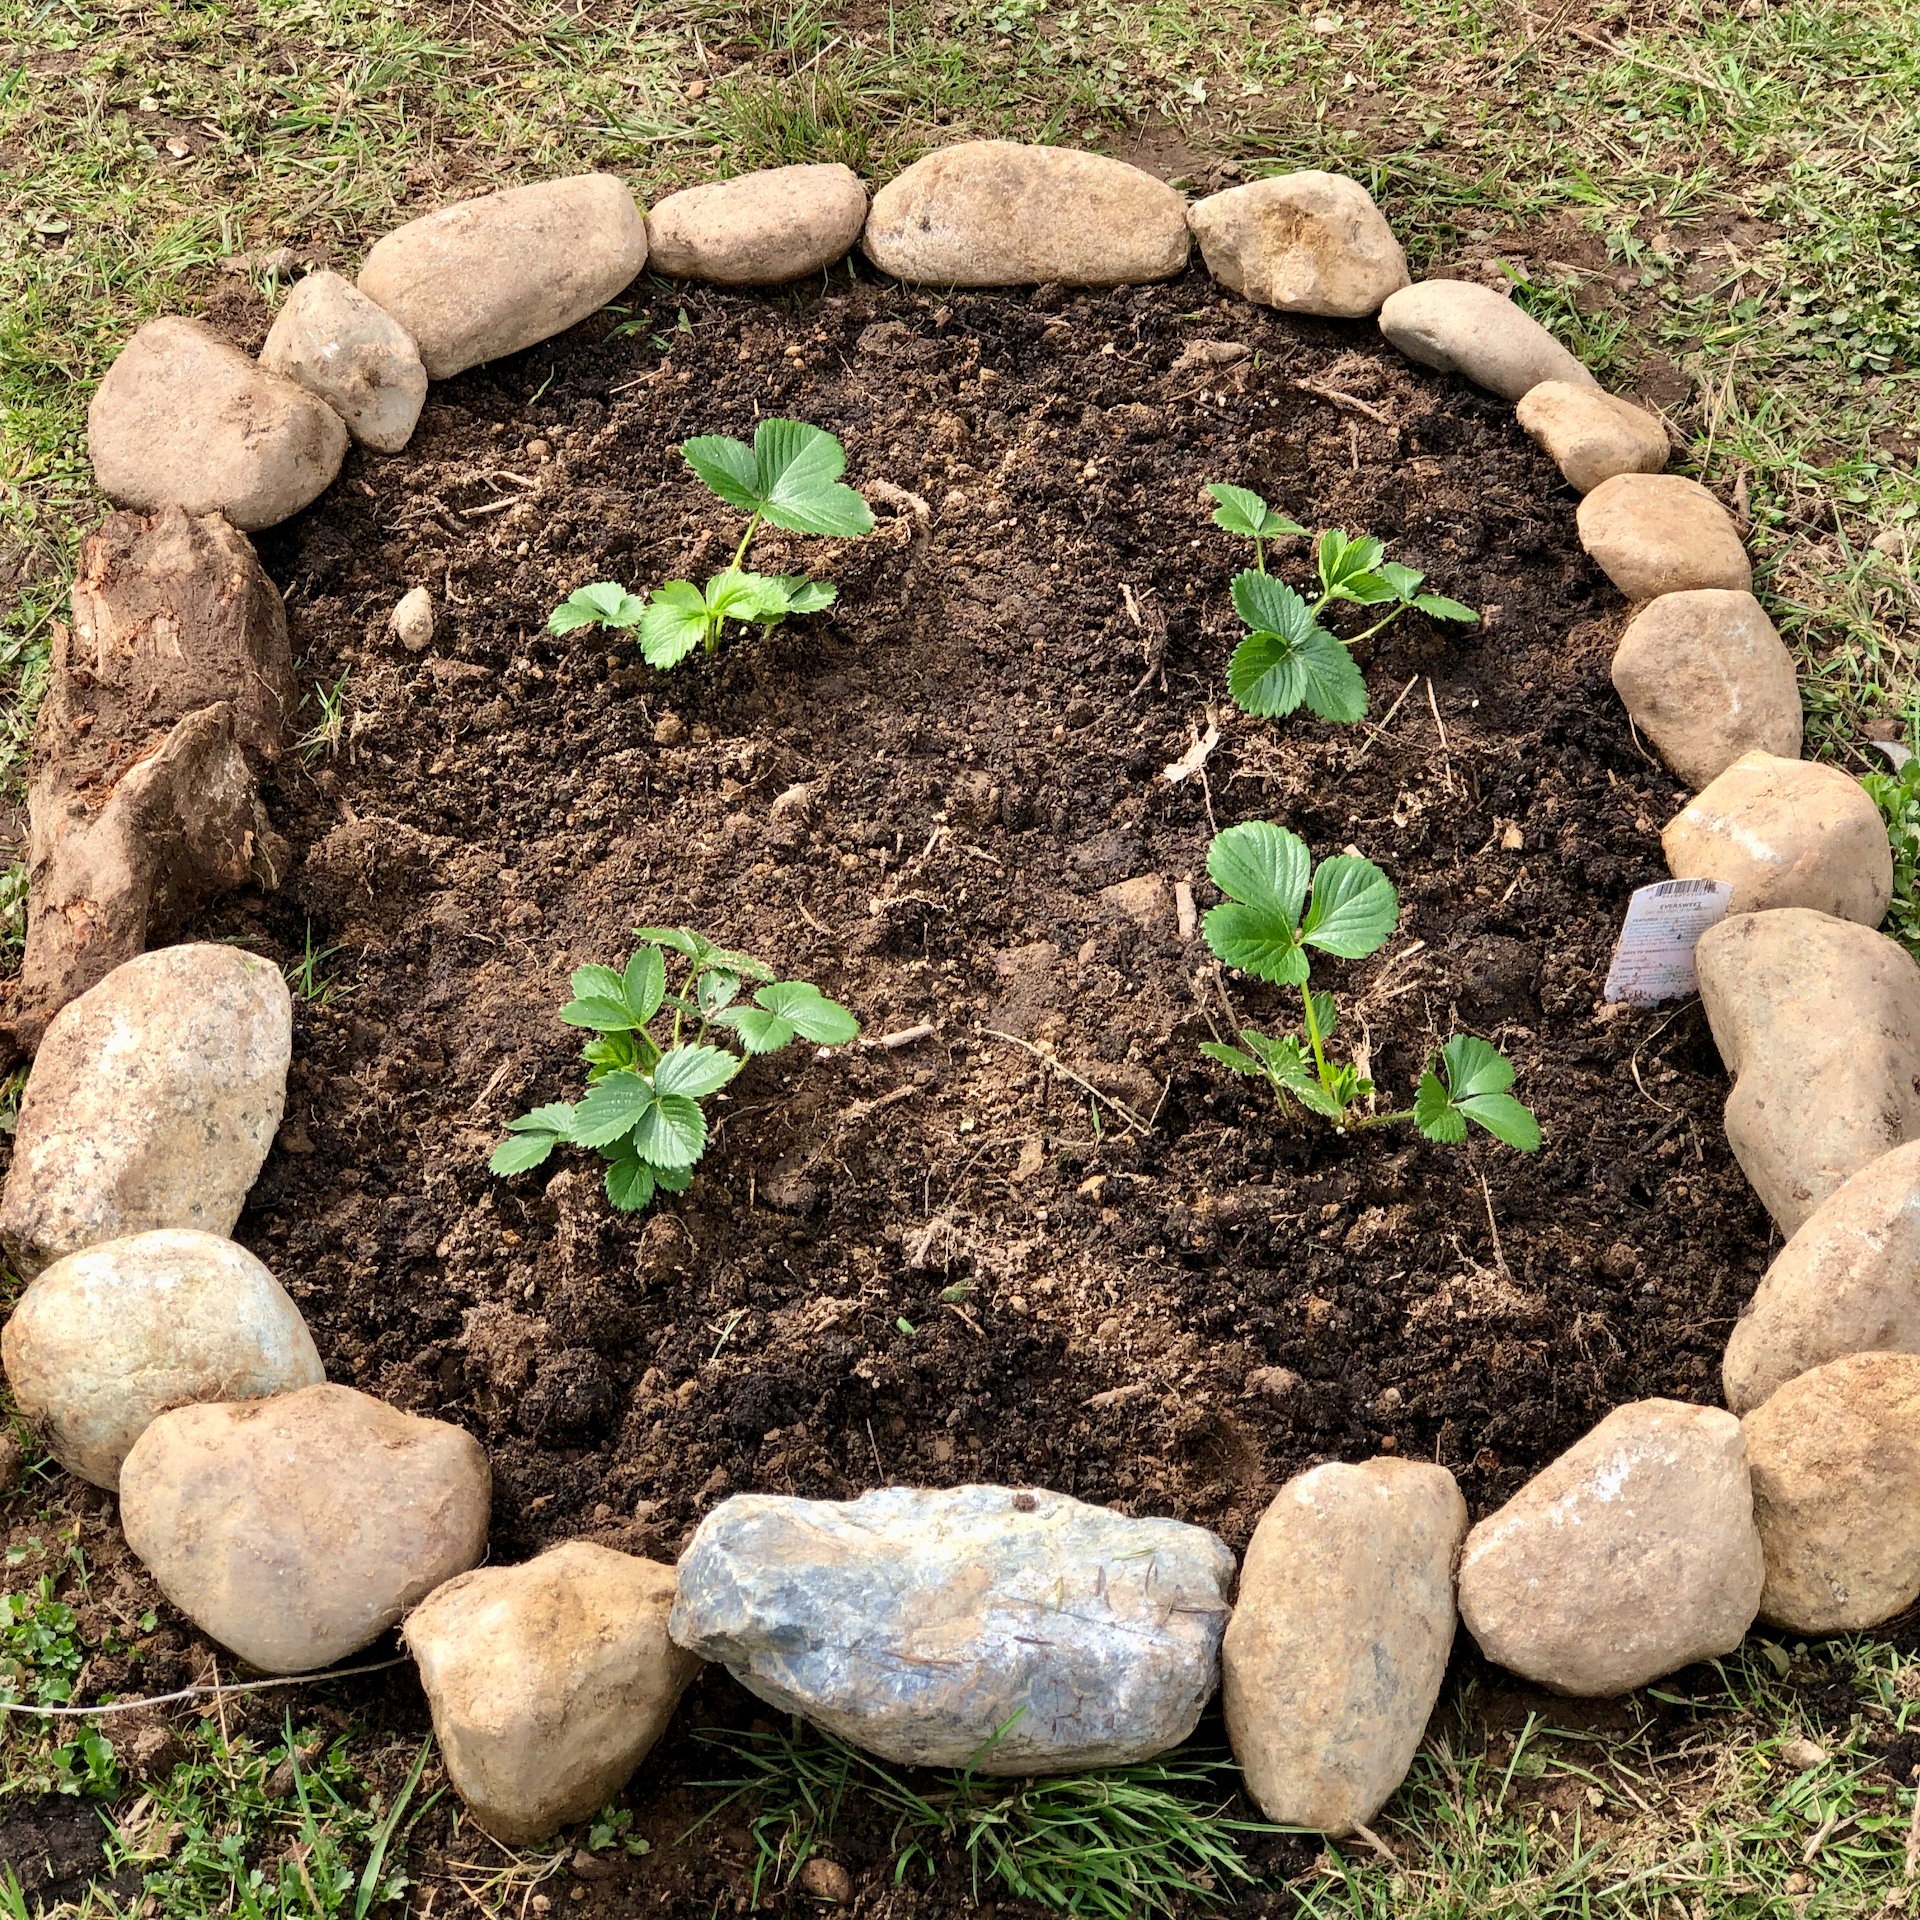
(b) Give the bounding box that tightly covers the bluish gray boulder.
[669,1484,1234,1772]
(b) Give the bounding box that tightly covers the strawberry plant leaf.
[695,967,741,1014]
[1233,626,1369,724]
[634,926,711,960]
[757,981,859,1045]
[1318,531,1389,601]
[1230,569,1316,641]
[549,581,646,634]
[1207,819,1312,925]
[680,433,763,514]
[605,1154,657,1210]
[489,1131,562,1175]
[1376,561,1425,602]
[1207,484,1308,542]
[1302,854,1398,959]
[1413,592,1481,624]
[572,1071,658,1148]
[751,419,875,538]
[623,946,667,1024]
[1200,1041,1266,1076]
[631,1092,706,1167]
[716,1006,795,1053]
[638,582,710,668]
[653,1044,741,1099]
[1204,902,1309,985]
[1416,1037,1541,1150]
[777,576,838,615]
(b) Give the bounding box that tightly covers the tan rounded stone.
[1610,589,1802,788]
[1223,1458,1464,1835]
[406,1541,702,1845]
[862,142,1188,288]
[1187,172,1408,318]
[1377,280,1596,401]
[121,1383,490,1673]
[2,1230,323,1489]
[1456,1400,1764,1696]
[87,319,348,532]
[1725,1142,1920,1413]
[1577,473,1752,601]
[261,270,427,452]
[358,175,648,380]
[1662,752,1892,924]
[648,164,867,285]
[1516,380,1669,493]
[1744,1352,1920,1633]
[1696,909,1920,1233]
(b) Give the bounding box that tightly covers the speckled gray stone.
[669,1485,1234,1772]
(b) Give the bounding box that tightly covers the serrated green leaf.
[1230,627,1369,724]
[1291,1079,1349,1121]
[572,1071,658,1148]
[549,582,646,634]
[582,1033,634,1074]
[752,420,875,538]
[634,926,711,960]
[716,1004,796,1053]
[631,1092,706,1167]
[638,581,710,669]
[1459,1091,1542,1149]
[653,1044,741,1098]
[623,946,666,1024]
[561,994,638,1033]
[490,1131,560,1175]
[1376,560,1425,602]
[1413,592,1481,625]
[1230,569,1316,642]
[1439,1034,1516,1101]
[654,1162,695,1194]
[777,576,838,615]
[605,1155,657,1210]
[1303,854,1398,959]
[1307,990,1337,1041]
[706,569,794,624]
[1200,1040,1266,1077]
[680,433,763,514]
[1203,902,1309,985]
[569,964,626,1004]
[696,967,741,1014]
[757,981,859,1045]
[507,1103,577,1137]
[1416,1038,1541,1150]
[1318,531,1388,600]
[1207,819,1312,923]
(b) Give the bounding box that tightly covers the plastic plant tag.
[1602,877,1735,1006]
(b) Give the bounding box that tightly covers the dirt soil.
[7,266,1789,1913]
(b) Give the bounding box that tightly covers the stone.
[1576,473,1752,601]
[1743,1352,1920,1632]
[1456,1399,1764,1695]
[357,175,648,380]
[1725,1142,1920,1413]
[647,164,867,285]
[1663,753,1890,923]
[1609,589,1802,789]
[1377,280,1596,402]
[1223,1459,1465,1835]
[260,269,427,453]
[1696,910,1920,1233]
[87,318,348,531]
[405,1542,700,1845]
[1186,172,1408,318]
[120,1382,489,1672]
[390,587,435,652]
[1,1229,323,1489]
[0,944,292,1278]
[1098,874,1170,928]
[669,1484,1233,1772]
[862,142,1188,289]
[1516,380,1669,493]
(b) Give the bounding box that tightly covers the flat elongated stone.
[1187,172,1408,317]
[669,1485,1233,1772]
[1457,1400,1763,1695]
[88,319,347,531]
[1577,473,1752,600]
[1224,1459,1464,1835]
[1516,380,1669,493]
[407,1542,701,1844]
[1663,752,1891,923]
[1,945,292,1277]
[863,142,1188,288]
[1377,280,1596,401]
[648,164,867,285]
[261,270,427,452]
[1610,589,1801,788]
[1725,1142,1920,1413]
[1696,909,1920,1233]
[121,1383,489,1672]
[358,175,648,379]
[1744,1352,1920,1632]
[2,1229,323,1489]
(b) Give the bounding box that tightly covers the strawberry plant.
[548,419,874,666]
[1205,483,1479,725]
[1200,820,1539,1149]
[490,927,860,1210]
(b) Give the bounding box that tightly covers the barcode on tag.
[1603,877,1734,1006]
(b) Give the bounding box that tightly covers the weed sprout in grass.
[490,927,858,1211]
[548,419,873,667]
[1206,483,1479,725]
[1863,751,1920,956]
[1201,820,1540,1150]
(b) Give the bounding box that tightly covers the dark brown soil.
[10,266,1789,1913]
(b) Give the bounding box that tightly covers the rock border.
[4,140,1911,1857]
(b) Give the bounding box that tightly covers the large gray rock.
[261,270,427,452]
[1515,380,1668,493]
[1577,473,1752,600]
[358,175,647,379]
[1377,280,1596,401]
[406,1542,701,1845]
[2,1229,323,1489]
[1725,1142,1920,1413]
[863,142,1188,288]
[1744,1352,1920,1633]
[1663,752,1891,924]
[121,1383,489,1672]
[1187,172,1408,317]
[648,164,867,285]
[1456,1400,1764,1695]
[1610,589,1802,789]
[1696,910,1920,1233]
[87,319,348,532]
[1,945,292,1278]
[1223,1459,1464,1835]
[669,1485,1233,1772]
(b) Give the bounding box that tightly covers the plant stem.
[1348,604,1413,647]
[1298,982,1338,1117]
[731,511,761,573]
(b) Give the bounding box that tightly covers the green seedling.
[1863,751,1920,957]
[490,927,859,1211]
[1200,819,1540,1149]
[549,419,873,667]
[1205,482,1479,724]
